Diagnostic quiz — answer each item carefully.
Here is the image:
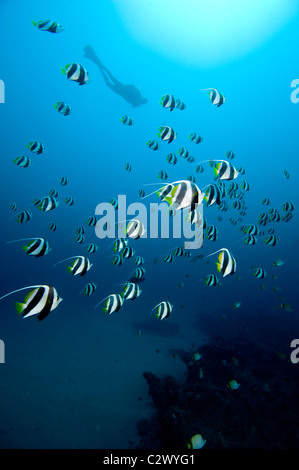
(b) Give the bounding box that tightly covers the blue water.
[0,0,298,449]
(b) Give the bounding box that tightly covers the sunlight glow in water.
[112,0,297,66]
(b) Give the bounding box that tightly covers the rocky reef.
[138,332,299,449]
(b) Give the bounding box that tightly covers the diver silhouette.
[83,45,148,107]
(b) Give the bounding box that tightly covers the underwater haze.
[0,0,298,450]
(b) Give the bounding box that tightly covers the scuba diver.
[83,45,148,107]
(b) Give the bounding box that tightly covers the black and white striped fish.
[54,102,72,116]
[0,285,62,320]
[213,161,238,180]
[129,267,145,280]
[258,212,269,224]
[121,282,142,300]
[218,201,228,212]
[26,141,45,154]
[253,268,267,279]
[225,150,235,159]
[59,176,68,186]
[175,98,186,110]
[261,198,270,205]
[74,234,85,244]
[25,238,51,256]
[163,180,204,211]
[96,293,123,314]
[158,170,168,180]
[236,191,245,200]
[243,224,259,235]
[173,246,184,257]
[269,209,280,223]
[138,189,146,198]
[64,196,74,206]
[187,175,196,182]
[34,196,59,212]
[177,146,189,158]
[16,210,32,224]
[240,180,250,191]
[216,249,236,277]
[203,274,219,287]
[121,246,135,259]
[244,235,258,245]
[86,216,97,227]
[32,19,64,33]
[201,88,225,107]
[109,199,118,210]
[49,188,59,197]
[232,201,242,210]
[146,140,159,151]
[206,225,218,242]
[68,256,91,276]
[281,212,292,222]
[156,183,175,201]
[207,248,236,277]
[13,155,32,167]
[120,115,133,125]
[163,254,173,263]
[61,63,89,86]
[160,94,176,111]
[7,237,51,257]
[282,201,295,212]
[158,126,177,143]
[228,182,238,193]
[189,133,203,144]
[82,282,97,296]
[195,164,204,173]
[186,208,202,225]
[53,256,92,276]
[48,222,57,232]
[75,226,85,235]
[204,184,221,207]
[125,219,145,239]
[86,243,98,253]
[111,255,123,266]
[264,235,279,246]
[151,301,173,320]
[113,237,128,252]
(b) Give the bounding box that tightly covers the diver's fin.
[83,45,101,64]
